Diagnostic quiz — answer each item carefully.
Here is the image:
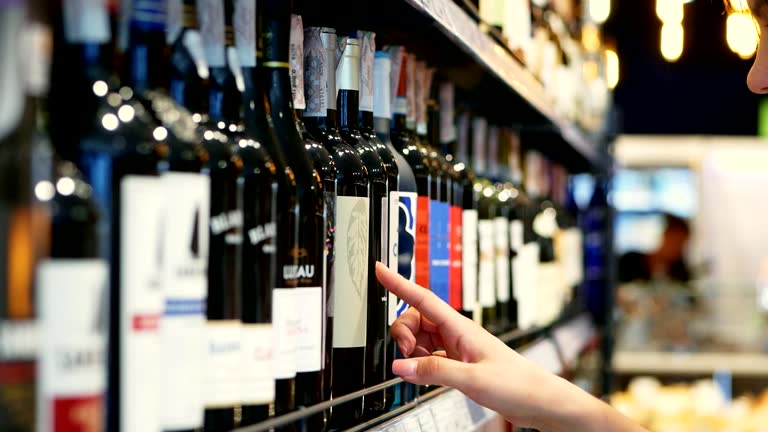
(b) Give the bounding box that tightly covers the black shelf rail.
[231,306,592,432]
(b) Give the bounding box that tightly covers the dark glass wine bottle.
[288,14,334,431]
[48,1,167,430]
[454,112,478,320]
[471,118,498,332]
[358,31,397,416]
[302,26,369,428]
[235,0,286,425]
[201,2,244,429]
[258,2,326,429]
[390,49,431,292]
[167,0,209,115]
[373,49,416,409]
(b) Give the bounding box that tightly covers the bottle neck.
[373,116,390,138]
[338,89,360,130]
[360,110,375,130]
[427,102,440,148]
[123,0,170,94]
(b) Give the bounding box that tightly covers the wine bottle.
[437,81,464,313]
[200,1,244,429]
[235,0,285,425]
[0,6,44,430]
[358,31,397,416]
[288,14,334,430]
[373,49,416,408]
[47,0,167,430]
[454,112,478,320]
[167,0,210,114]
[424,77,451,307]
[584,175,610,327]
[509,136,537,330]
[390,48,431,292]
[471,118,497,330]
[489,127,511,333]
[303,26,369,427]
[336,33,388,415]
[258,1,326,428]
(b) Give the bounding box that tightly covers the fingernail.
[392,359,418,377]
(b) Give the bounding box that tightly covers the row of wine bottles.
[0,0,600,431]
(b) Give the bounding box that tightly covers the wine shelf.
[294,0,612,173]
[231,312,596,432]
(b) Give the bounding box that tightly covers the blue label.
[396,193,417,318]
[132,0,166,30]
[430,200,450,303]
[165,298,206,316]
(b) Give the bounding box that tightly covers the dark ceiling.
[603,0,760,135]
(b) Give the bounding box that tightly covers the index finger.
[375,262,463,332]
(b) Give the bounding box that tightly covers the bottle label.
[537,262,564,326]
[303,27,328,117]
[273,288,297,379]
[36,259,108,432]
[373,53,391,119]
[381,196,389,265]
[158,172,209,430]
[429,200,450,303]
[494,217,511,303]
[198,0,226,68]
[359,31,375,113]
[336,38,360,92]
[204,321,241,408]
[510,220,524,251]
[461,209,478,313]
[233,0,256,67]
[332,196,370,348]
[391,192,417,324]
[119,175,165,432]
[289,14,306,110]
[182,30,211,80]
[415,196,430,290]
[384,193,399,325]
[295,287,323,372]
[0,12,24,140]
[471,118,487,175]
[240,323,274,404]
[477,220,495,308]
[387,46,403,104]
[449,205,463,310]
[439,81,456,143]
[516,242,540,329]
[63,0,110,43]
[324,191,336,319]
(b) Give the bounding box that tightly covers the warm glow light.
[661,22,684,62]
[153,126,168,141]
[117,105,135,122]
[606,49,619,89]
[34,181,55,201]
[656,0,684,24]
[56,177,75,196]
[727,12,758,59]
[92,80,108,97]
[582,24,601,53]
[583,60,599,81]
[728,0,750,12]
[589,0,611,24]
[101,113,119,131]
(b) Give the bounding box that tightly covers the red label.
[415,196,430,289]
[449,206,463,310]
[0,360,34,383]
[53,394,104,432]
[132,314,160,331]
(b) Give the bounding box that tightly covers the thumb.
[393,355,473,389]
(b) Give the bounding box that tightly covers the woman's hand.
[376,262,648,432]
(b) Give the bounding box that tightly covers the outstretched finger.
[375,262,464,332]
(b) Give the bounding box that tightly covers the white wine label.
[322,29,337,110]
[373,52,391,119]
[0,320,36,361]
[493,217,510,303]
[63,0,110,44]
[510,220,523,251]
[388,192,400,272]
[158,172,210,430]
[303,27,329,117]
[198,0,226,68]
[516,242,540,329]
[120,175,165,432]
[477,220,495,308]
[36,259,107,432]
[295,286,323,373]
[0,11,24,141]
[358,31,375,113]
[387,46,403,106]
[233,0,256,68]
[461,209,478,312]
[333,196,370,348]
[537,262,564,326]
[204,321,241,408]
[240,323,275,404]
[272,288,297,379]
[289,14,306,110]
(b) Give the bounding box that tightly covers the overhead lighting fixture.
[589,0,611,24]
[656,0,684,24]
[727,11,758,59]
[661,22,684,62]
[605,49,619,89]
